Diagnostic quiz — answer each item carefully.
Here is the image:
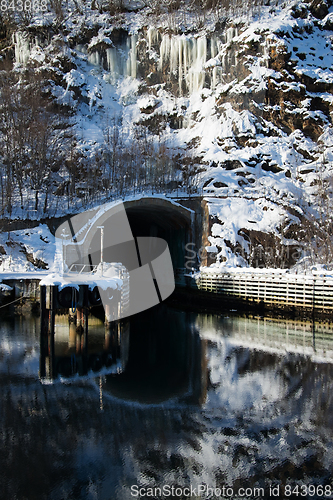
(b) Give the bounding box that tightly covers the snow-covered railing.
[68,263,98,274]
[185,270,333,311]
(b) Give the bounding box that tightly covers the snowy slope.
[2,0,333,270]
[0,225,58,273]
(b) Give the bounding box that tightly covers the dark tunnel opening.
[125,206,191,270]
[87,200,194,273]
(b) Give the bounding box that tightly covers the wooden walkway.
[176,269,333,312]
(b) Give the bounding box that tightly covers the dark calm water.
[0,305,333,500]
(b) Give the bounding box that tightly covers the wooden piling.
[68,308,77,324]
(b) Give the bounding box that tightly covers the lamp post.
[97,226,104,275]
[61,228,70,274]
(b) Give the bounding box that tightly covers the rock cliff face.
[3,0,333,269]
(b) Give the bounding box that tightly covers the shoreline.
[1,282,332,323]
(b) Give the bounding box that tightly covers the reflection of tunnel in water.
[103,303,207,405]
[2,312,333,499]
[87,201,193,271]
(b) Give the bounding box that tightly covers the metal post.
[97,226,104,275]
[62,239,66,274]
[312,277,316,352]
[61,228,70,274]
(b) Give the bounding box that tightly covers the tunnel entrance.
[86,198,194,272]
[125,199,193,270]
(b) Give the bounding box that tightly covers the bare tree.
[0,67,71,215]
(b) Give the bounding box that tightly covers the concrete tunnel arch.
[124,198,194,270]
[85,197,196,269]
[54,197,201,318]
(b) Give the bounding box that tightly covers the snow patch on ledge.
[40,263,123,292]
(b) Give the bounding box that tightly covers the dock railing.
[175,268,333,312]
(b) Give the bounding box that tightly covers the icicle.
[192,38,197,69]
[132,36,138,78]
[13,32,31,65]
[170,35,178,74]
[187,36,207,94]
[88,51,101,67]
[159,34,170,72]
[179,35,190,94]
[198,37,207,63]
[148,27,154,50]
[125,36,131,77]
[106,47,120,83]
[212,66,217,89]
[148,27,159,51]
[127,35,137,79]
[75,44,88,55]
[183,36,189,76]
[226,27,234,44]
[156,32,218,93]
[88,34,138,82]
[211,36,219,59]
[209,37,220,89]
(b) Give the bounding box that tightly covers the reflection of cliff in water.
[0,309,333,499]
